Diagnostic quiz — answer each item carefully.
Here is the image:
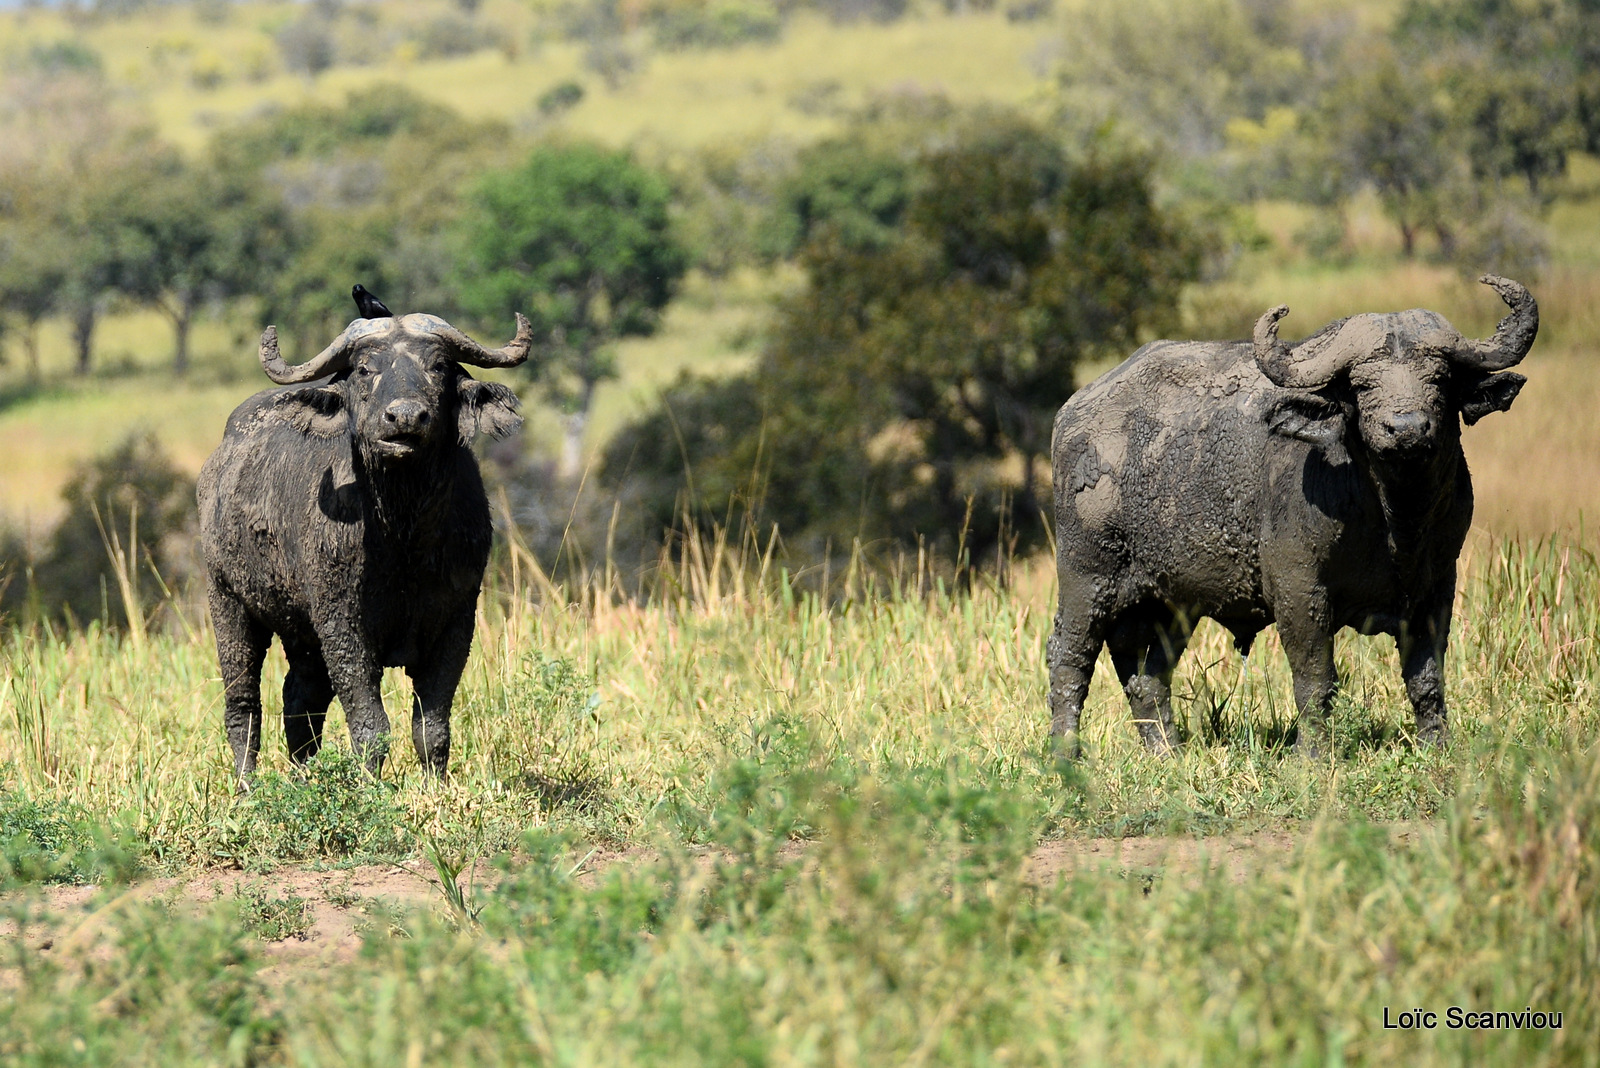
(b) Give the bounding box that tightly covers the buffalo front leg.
[281,640,334,766]
[316,627,390,773]
[1398,578,1454,748]
[408,614,476,777]
[209,585,269,789]
[1047,574,1111,759]
[1277,614,1338,758]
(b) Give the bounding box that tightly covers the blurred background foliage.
[1,0,1598,623]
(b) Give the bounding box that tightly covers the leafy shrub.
[537,79,586,115]
[653,0,783,50]
[276,16,338,77]
[0,785,141,886]
[1003,0,1052,21]
[814,0,908,23]
[25,40,104,74]
[412,14,506,59]
[5,433,196,631]
[211,748,407,869]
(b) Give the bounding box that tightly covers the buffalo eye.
[355,365,372,378]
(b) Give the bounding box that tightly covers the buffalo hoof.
[1136,722,1180,755]
[1414,716,1448,749]
[1293,722,1330,760]
[1049,730,1083,762]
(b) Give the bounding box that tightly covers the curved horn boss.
[259,323,360,384]
[422,313,535,369]
[1252,305,1361,389]
[1450,274,1539,372]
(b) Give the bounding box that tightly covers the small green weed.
[325,883,362,910]
[234,882,313,942]
[664,713,837,857]
[497,653,612,817]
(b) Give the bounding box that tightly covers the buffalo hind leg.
[210,586,269,789]
[1048,574,1113,759]
[282,640,334,766]
[1399,577,1454,748]
[407,614,476,777]
[1108,613,1187,754]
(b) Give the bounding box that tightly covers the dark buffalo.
[199,312,529,784]
[1047,275,1537,755]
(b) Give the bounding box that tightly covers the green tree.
[0,184,69,380]
[1316,44,1455,257]
[603,113,1200,564]
[221,86,511,360]
[1052,0,1310,161]
[0,65,181,376]
[104,152,291,373]
[761,136,915,256]
[1396,0,1585,198]
[453,143,689,478]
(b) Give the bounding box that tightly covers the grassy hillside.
[1,1,1055,152]
[1,0,1596,542]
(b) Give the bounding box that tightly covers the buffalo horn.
[259,324,357,384]
[1451,274,1538,371]
[429,313,534,369]
[1253,305,1353,389]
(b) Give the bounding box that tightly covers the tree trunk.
[1398,219,1417,258]
[169,293,195,375]
[71,303,95,376]
[558,376,598,481]
[173,314,190,375]
[22,321,39,382]
[1433,223,1457,261]
[1019,448,1041,539]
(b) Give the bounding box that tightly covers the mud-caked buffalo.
[199,312,530,785]
[1047,275,1537,755]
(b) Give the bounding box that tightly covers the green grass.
[1,530,1596,1061]
[1,720,1595,1064]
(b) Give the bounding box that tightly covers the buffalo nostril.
[384,402,429,432]
[1380,411,1432,444]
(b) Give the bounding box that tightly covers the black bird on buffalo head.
[352,284,393,319]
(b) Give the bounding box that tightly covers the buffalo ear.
[457,377,523,443]
[272,385,347,438]
[1268,392,1350,464]
[1461,371,1526,426]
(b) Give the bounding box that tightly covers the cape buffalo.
[1047,275,1537,756]
[199,312,529,785]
